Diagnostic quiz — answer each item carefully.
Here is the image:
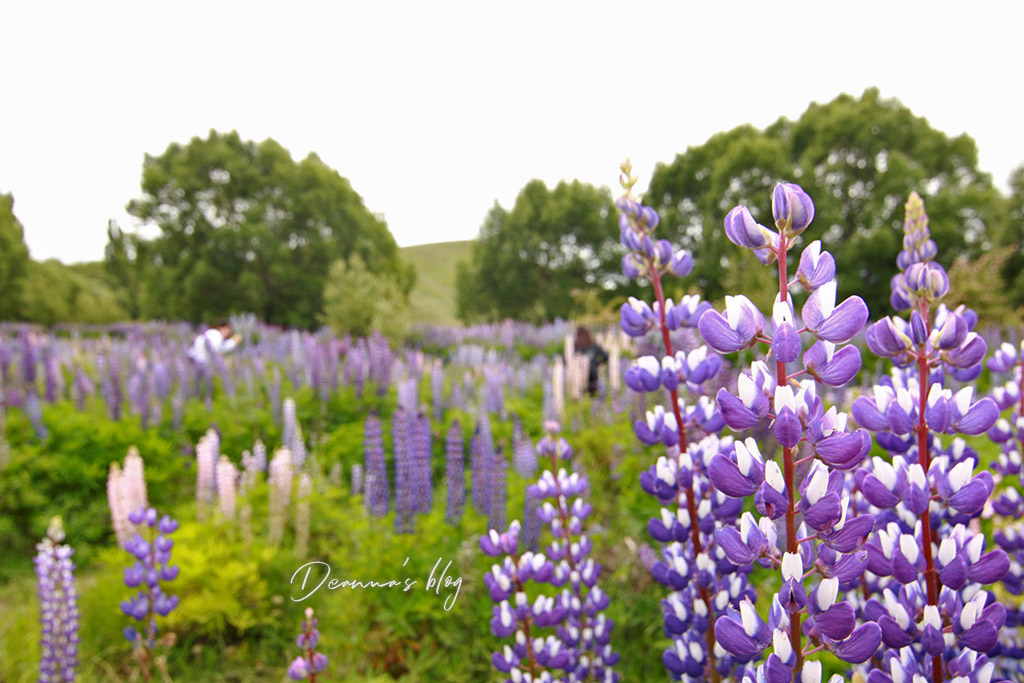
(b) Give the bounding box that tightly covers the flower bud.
[772,182,815,235]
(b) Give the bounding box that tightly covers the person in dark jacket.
[575,326,608,396]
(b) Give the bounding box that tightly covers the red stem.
[774,238,804,678]
[648,262,719,683]
[545,451,594,682]
[914,299,943,683]
[509,560,540,678]
[141,525,156,682]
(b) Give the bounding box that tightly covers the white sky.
[1,1,1021,264]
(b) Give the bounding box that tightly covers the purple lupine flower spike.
[35,517,79,683]
[288,607,327,680]
[122,507,179,679]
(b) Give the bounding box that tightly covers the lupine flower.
[851,192,1006,682]
[122,507,179,678]
[699,182,885,680]
[35,517,80,683]
[287,607,328,681]
[216,455,238,521]
[268,448,293,546]
[481,425,618,683]
[618,160,747,682]
[108,448,149,548]
[444,420,466,525]
[512,416,537,478]
[364,413,389,517]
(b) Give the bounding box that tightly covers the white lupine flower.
[815,577,839,611]
[781,553,803,581]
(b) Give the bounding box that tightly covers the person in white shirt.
[187,321,241,365]
[187,321,242,400]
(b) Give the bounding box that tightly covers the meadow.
[2,179,1024,683]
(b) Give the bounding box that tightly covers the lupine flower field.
[3,160,1024,683]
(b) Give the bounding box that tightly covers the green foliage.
[18,259,127,325]
[998,164,1024,309]
[321,254,409,342]
[103,220,149,319]
[648,88,1009,315]
[0,404,189,579]
[944,247,1024,326]
[0,193,31,320]
[456,180,625,323]
[119,130,414,327]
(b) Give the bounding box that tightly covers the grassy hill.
[400,240,474,326]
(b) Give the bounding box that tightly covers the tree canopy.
[456,179,623,323]
[118,130,413,327]
[998,164,1024,308]
[647,88,1007,317]
[0,193,30,321]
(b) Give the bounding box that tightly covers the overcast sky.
[1,1,1021,264]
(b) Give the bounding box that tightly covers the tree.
[320,255,407,342]
[646,125,790,311]
[119,130,414,327]
[648,88,1007,316]
[0,193,30,320]
[19,260,126,325]
[998,164,1024,308]
[104,220,149,319]
[456,180,622,323]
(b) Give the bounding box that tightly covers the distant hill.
[399,240,474,326]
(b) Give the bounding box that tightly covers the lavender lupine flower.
[851,192,1005,682]
[983,339,1024,678]
[484,365,506,415]
[444,420,466,525]
[393,409,416,533]
[412,413,433,513]
[700,182,882,681]
[431,358,445,421]
[471,415,497,516]
[489,445,507,534]
[42,346,62,403]
[253,439,267,472]
[513,416,538,478]
[481,425,619,683]
[35,517,80,683]
[368,332,393,397]
[25,388,48,440]
[364,413,389,517]
[122,507,179,678]
[287,607,328,681]
[619,161,755,682]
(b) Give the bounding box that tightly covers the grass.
[399,241,473,326]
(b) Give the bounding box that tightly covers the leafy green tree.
[646,125,789,310]
[456,180,622,323]
[120,130,413,327]
[0,193,30,320]
[103,220,150,319]
[999,164,1024,308]
[648,88,1006,316]
[19,260,126,325]
[320,255,407,342]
